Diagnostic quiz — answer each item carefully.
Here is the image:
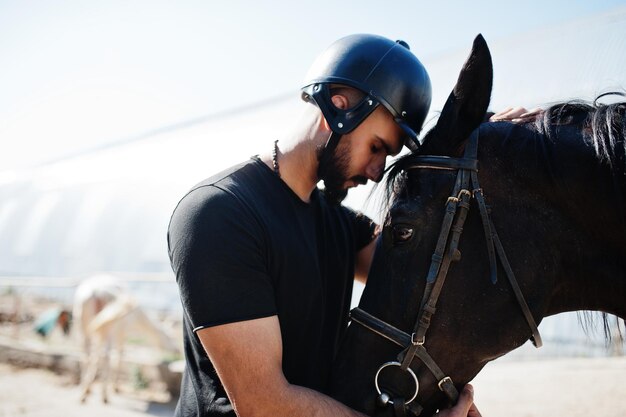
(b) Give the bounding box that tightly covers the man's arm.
[197,315,367,417]
[198,314,482,417]
[355,237,377,284]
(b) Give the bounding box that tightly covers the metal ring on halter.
[374,361,420,405]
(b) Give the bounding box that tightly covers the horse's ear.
[422,34,493,156]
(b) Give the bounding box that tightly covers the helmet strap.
[317,130,349,205]
[316,130,342,177]
[323,130,342,154]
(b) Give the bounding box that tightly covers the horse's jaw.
[330,326,490,417]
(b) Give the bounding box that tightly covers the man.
[168,34,485,417]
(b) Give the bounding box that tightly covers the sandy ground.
[0,362,177,417]
[1,356,625,417]
[471,356,626,417]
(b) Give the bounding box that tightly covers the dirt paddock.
[1,356,625,417]
[472,356,626,417]
[0,362,176,417]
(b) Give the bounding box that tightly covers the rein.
[349,129,542,416]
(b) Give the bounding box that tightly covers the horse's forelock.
[380,152,416,213]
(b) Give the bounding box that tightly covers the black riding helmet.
[302,34,432,151]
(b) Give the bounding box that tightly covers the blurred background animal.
[73,274,179,403]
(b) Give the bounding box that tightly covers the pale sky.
[1,0,625,171]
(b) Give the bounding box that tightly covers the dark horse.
[330,35,626,417]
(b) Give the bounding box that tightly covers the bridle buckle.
[437,376,453,392]
[410,332,424,346]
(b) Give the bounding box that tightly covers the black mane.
[538,99,626,170]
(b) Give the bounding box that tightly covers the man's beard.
[317,139,367,205]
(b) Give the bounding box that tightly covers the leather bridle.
[349,129,543,416]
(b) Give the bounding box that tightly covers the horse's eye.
[392,224,414,244]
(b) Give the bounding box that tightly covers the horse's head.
[330,35,566,416]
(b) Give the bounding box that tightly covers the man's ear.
[321,93,348,132]
[330,93,349,110]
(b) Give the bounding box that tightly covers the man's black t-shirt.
[167,157,376,416]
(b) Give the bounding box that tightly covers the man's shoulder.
[169,158,278,225]
[184,158,270,201]
[191,158,262,190]
[170,159,257,218]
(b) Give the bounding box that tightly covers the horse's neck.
[546,242,624,318]
[546,130,626,318]
[484,125,626,320]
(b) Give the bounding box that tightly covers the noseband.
[349,129,542,417]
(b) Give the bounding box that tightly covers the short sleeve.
[168,185,276,331]
[341,206,377,251]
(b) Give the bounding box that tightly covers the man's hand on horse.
[490,106,543,123]
[436,385,482,417]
